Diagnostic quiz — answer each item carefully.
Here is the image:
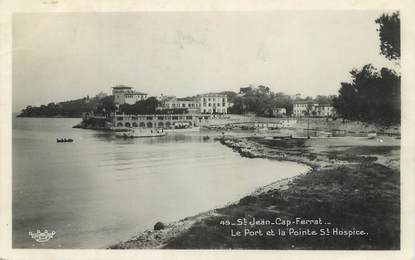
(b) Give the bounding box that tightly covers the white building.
[272,107,287,117]
[314,104,335,117]
[198,93,229,114]
[161,93,229,114]
[293,100,313,117]
[162,97,201,113]
[293,100,334,117]
[112,85,148,105]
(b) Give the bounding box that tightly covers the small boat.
[110,126,131,132]
[273,135,292,140]
[164,127,200,133]
[115,128,167,138]
[257,127,269,132]
[368,132,377,139]
[57,138,74,143]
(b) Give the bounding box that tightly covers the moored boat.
[164,126,200,133]
[57,138,74,143]
[115,128,167,138]
[368,132,377,139]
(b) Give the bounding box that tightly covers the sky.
[12,11,396,112]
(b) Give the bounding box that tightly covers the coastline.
[108,164,310,249]
[109,133,400,249]
[16,115,82,118]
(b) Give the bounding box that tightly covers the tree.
[94,95,117,116]
[332,12,401,125]
[18,94,107,117]
[375,11,400,61]
[228,86,295,116]
[315,95,334,105]
[119,97,161,114]
[332,64,400,125]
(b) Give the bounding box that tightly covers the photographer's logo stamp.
[28,230,56,243]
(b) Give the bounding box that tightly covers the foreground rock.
[108,211,220,249]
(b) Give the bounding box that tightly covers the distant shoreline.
[15,115,82,118]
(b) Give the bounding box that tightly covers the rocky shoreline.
[108,173,308,249]
[109,134,400,250]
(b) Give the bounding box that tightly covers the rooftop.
[316,103,332,107]
[132,91,147,95]
[199,93,227,97]
[113,85,133,89]
[293,100,315,104]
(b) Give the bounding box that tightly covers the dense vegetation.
[229,86,298,116]
[117,97,187,114]
[333,12,400,125]
[333,65,400,125]
[18,95,112,118]
[117,97,160,115]
[375,12,400,61]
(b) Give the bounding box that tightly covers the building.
[112,113,212,129]
[314,104,334,117]
[160,93,229,114]
[162,97,201,113]
[293,100,314,117]
[272,107,287,117]
[112,85,148,105]
[292,100,334,117]
[198,93,229,114]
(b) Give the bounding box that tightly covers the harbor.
[12,117,310,249]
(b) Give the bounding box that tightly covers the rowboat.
[57,138,73,143]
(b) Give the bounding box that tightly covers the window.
[146,116,153,120]
[208,103,211,107]
[217,103,220,107]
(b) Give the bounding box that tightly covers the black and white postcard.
[0,1,414,260]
